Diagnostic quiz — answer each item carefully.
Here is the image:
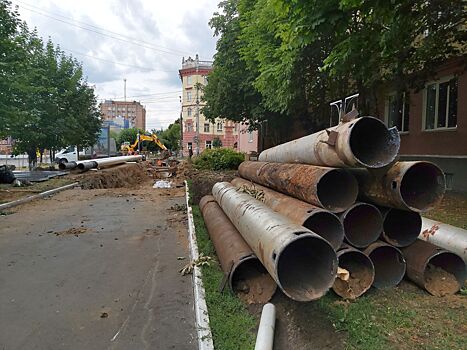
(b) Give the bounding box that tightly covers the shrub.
[193,148,244,171]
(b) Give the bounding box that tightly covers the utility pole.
[124,78,129,129]
[195,85,200,156]
[179,95,183,157]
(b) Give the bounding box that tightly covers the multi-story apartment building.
[99,100,146,131]
[179,55,239,156]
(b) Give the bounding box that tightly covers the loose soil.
[53,227,88,237]
[333,264,373,300]
[425,265,460,296]
[75,162,148,189]
[235,272,276,305]
[187,167,237,204]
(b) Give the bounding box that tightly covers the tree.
[116,128,143,147]
[159,121,181,151]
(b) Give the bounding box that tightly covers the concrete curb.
[185,181,215,350]
[0,182,79,211]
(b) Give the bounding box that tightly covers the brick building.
[99,100,146,131]
[179,55,239,156]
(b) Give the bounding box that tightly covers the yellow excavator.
[121,133,168,155]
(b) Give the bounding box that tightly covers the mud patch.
[54,227,87,237]
[235,272,276,305]
[78,163,148,189]
[425,265,460,296]
[333,263,374,299]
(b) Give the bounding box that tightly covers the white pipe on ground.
[419,218,467,263]
[76,155,143,171]
[254,303,276,350]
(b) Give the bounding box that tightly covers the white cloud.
[13,0,219,130]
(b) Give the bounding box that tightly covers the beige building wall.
[99,100,146,130]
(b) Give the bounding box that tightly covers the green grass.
[318,284,466,350]
[189,182,257,350]
[424,192,467,229]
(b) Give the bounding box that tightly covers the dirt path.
[0,183,196,350]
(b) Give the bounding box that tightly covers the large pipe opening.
[231,256,277,304]
[342,203,382,248]
[349,117,399,168]
[367,245,406,289]
[317,170,358,212]
[333,250,375,299]
[77,161,96,171]
[303,211,344,250]
[382,209,421,247]
[277,235,337,301]
[400,162,446,211]
[424,252,465,296]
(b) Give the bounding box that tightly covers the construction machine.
[121,133,168,155]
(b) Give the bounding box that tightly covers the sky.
[13,0,219,131]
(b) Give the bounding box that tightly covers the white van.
[55,146,82,163]
[55,139,117,164]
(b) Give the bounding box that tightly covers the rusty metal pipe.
[364,241,406,289]
[340,202,382,248]
[419,218,467,263]
[333,244,375,299]
[380,207,421,247]
[199,196,277,303]
[352,161,446,212]
[258,116,400,169]
[238,161,358,213]
[212,182,338,302]
[231,177,344,250]
[402,240,466,296]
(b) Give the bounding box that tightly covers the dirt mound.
[333,265,373,299]
[425,265,460,296]
[186,163,237,204]
[78,163,148,189]
[54,227,87,236]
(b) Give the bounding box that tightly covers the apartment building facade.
[179,55,239,156]
[99,100,146,131]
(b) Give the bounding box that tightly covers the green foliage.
[212,137,222,148]
[193,148,244,171]
[0,1,101,166]
[116,128,144,147]
[190,203,256,349]
[204,0,466,129]
[158,121,181,151]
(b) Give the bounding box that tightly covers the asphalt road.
[0,185,196,350]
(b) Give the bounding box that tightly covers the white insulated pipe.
[254,303,276,350]
[212,182,337,302]
[77,155,143,170]
[419,218,467,263]
[258,116,400,169]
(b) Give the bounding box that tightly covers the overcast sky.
[13,0,219,130]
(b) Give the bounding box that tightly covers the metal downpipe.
[339,202,383,248]
[231,177,344,250]
[380,207,421,247]
[333,244,375,299]
[258,116,400,169]
[237,161,358,213]
[419,218,467,263]
[352,161,446,212]
[199,195,276,303]
[212,182,338,302]
[402,240,466,296]
[363,241,406,289]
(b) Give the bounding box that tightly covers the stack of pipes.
[201,115,465,303]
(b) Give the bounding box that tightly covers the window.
[385,92,410,132]
[186,123,193,132]
[186,91,192,102]
[187,142,192,150]
[203,76,208,85]
[187,107,192,117]
[187,76,192,85]
[423,77,457,130]
[248,130,254,143]
[204,123,210,132]
[217,122,223,131]
[205,140,212,149]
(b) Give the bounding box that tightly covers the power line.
[14,1,207,59]
[111,90,182,100]
[14,0,193,57]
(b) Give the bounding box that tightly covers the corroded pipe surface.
[402,240,466,296]
[231,177,344,250]
[419,218,467,263]
[333,244,375,299]
[238,161,358,213]
[199,195,276,303]
[340,202,382,248]
[380,207,421,247]
[258,116,400,169]
[352,161,446,212]
[212,182,338,302]
[364,241,406,289]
